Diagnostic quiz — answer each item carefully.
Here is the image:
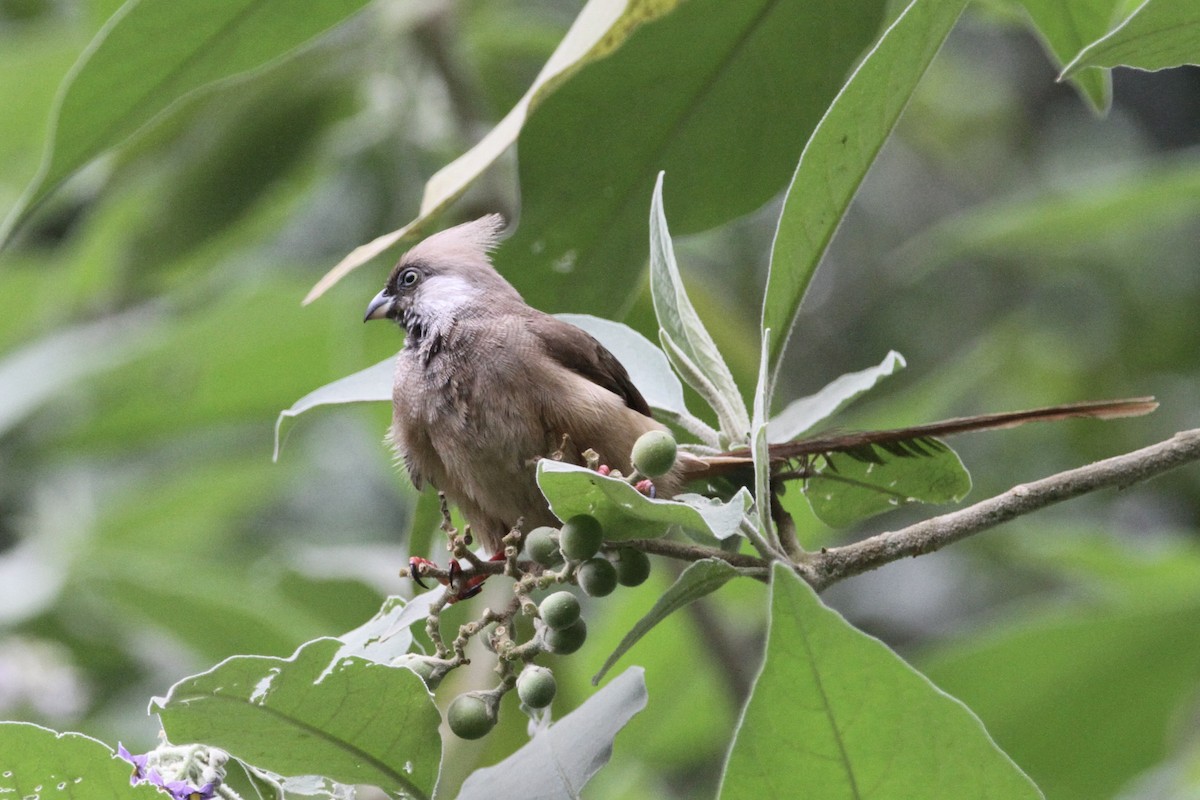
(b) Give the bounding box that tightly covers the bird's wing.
[527,314,654,418]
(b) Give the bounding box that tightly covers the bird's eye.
[400,269,419,287]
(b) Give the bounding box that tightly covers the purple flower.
[116,743,149,783]
[115,744,219,799]
[163,780,217,800]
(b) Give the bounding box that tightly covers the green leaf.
[2,0,374,243]
[0,307,163,437]
[537,459,752,541]
[503,0,891,317]
[718,565,1043,799]
[330,595,420,665]
[671,492,754,542]
[921,596,1200,799]
[153,637,442,800]
[274,355,395,460]
[751,327,774,544]
[898,155,1200,272]
[1017,0,1119,110]
[769,350,906,442]
[1062,0,1200,77]
[805,437,971,528]
[592,559,739,685]
[457,667,648,799]
[762,0,967,392]
[650,174,749,442]
[305,0,669,303]
[0,722,162,799]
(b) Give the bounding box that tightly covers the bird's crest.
[404,214,505,269]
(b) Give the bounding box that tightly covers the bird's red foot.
[597,464,612,476]
[634,479,657,498]
[407,554,505,602]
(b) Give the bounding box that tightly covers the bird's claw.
[634,478,656,498]
[407,555,503,603]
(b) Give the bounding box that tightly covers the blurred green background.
[1,1,1199,798]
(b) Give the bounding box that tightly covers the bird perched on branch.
[365,215,1156,555]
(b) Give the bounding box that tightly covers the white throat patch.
[415,274,482,320]
[420,275,480,311]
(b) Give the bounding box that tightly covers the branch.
[619,537,768,574]
[804,428,1200,591]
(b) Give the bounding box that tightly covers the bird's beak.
[364,290,390,323]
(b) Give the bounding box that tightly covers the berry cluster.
[404,431,675,740]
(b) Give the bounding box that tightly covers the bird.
[364,214,684,554]
[365,214,1158,555]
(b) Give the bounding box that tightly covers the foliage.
[1,0,1199,798]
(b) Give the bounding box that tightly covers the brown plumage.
[365,215,1157,552]
[365,215,680,552]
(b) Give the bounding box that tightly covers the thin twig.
[806,428,1200,591]
[619,537,769,572]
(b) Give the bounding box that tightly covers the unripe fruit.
[631,430,677,477]
[545,618,588,654]
[525,526,562,567]
[393,654,441,688]
[516,666,557,709]
[559,514,603,561]
[614,551,652,587]
[447,693,496,740]
[613,547,652,587]
[577,557,618,597]
[539,590,581,630]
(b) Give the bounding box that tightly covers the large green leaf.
[0,305,162,437]
[592,559,739,684]
[718,565,1042,799]
[274,355,396,460]
[650,174,748,442]
[1,0,373,243]
[457,667,648,799]
[768,350,906,443]
[805,437,971,528]
[154,637,442,800]
[502,0,890,315]
[537,459,752,541]
[921,596,1200,799]
[305,0,668,303]
[1017,0,1120,110]
[762,0,967,392]
[0,723,162,799]
[1062,0,1200,76]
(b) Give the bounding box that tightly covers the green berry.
[613,548,652,587]
[577,557,618,597]
[545,618,588,654]
[631,430,677,477]
[559,514,603,561]
[525,526,562,567]
[447,693,496,740]
[393,654,441,689]
[516,666,557,709]
[539,590,581,630]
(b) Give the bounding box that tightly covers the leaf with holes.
[153,637,441,800]
[0,723,163,799]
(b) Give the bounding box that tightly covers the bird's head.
[364,214,520,341]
